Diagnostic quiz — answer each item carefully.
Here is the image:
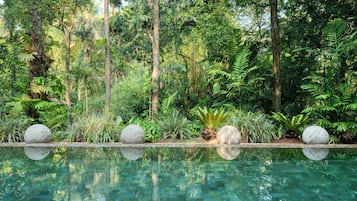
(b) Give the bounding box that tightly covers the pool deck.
[1,142,357,148]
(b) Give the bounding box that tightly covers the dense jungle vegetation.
[0,0,356,143]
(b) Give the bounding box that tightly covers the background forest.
[0,0,356,143]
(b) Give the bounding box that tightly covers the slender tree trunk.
[64,28,73,125]
[104,0,111,114]
[83,44,90,115]
[148,0,160,118]
[84,77,89,115]
[270,0,281,112]
[9,31,16,96]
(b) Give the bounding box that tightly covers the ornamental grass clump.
[227,110,278,143]
[158,109,195,140]
[0,115,32,142]
[69,114,121,143]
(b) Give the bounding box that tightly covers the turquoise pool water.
[0,147,356,201]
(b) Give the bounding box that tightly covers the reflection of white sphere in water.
[216,146,241,160]
[24,147,52,160]
[302,148,329,161]
[120,148,145,160]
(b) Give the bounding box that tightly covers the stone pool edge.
[0,142,356,148]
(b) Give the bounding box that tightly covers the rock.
[120,148,145,160]
[302,148,329,161]
[120,124,145,144]
[302,125,329,144]
[216,125,241,144]
[24,124,52,143]
[216,146,241,160]
[24,147,52,160]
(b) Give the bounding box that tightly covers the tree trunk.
[27,2,52,119]
[84,77,89,115]
[9,31,16,96]
[270,0,281,112]
[83,44,91,115]
[104,0,111,114]
[148,0,160,118]
[65,28,72,125]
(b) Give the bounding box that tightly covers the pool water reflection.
[0,147,356,201]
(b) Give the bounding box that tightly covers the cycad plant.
[192,107,229,141]
[271,112,309,138]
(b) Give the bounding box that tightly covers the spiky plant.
[271,112,309,138]
[193,107,229,141]
[228,110,278,143]
[158,109,193,140]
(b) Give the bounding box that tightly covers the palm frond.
[193,107,229,129]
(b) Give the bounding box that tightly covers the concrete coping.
[0,142,356,149]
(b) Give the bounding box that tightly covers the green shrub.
[127,118,161,142]
[0,115,33,142]
[111,67,151,121]
[300,18,357,142]
[227,110,278,143]
[271,112,309,138]
[51,130,70,142]
[158,109,194,140]
[69,114,122,143]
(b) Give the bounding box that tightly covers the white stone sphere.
[302,125,329,144]
[24,124,52,143]
[216,125,242,144]
[120,124,145,144]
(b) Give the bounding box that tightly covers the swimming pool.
[1,146,356,201]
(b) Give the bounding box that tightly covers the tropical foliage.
[158,109,196,140]
[0,1,356,143]
[192,107,229,141]
[228,110,278,143]
[68,114,121,143]
[0,115,32,142]
[300,18,357,141]
[271,112,310,138]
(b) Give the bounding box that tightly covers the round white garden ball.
[302,125,329,144]
[120,124,145,144]
[24,124,52,143]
